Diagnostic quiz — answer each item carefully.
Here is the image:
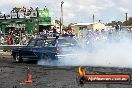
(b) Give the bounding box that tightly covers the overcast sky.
[0,0,132,25]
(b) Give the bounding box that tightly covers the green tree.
[122,17,132,26]
[106,21,122,27]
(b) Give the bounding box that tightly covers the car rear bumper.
[55,54,76,59]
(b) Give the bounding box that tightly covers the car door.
[20,39,37,58]
[32,39,44,57]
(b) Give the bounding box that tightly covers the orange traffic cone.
[20,68,33,85]
[23,68,33,84]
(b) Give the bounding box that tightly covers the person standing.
[53,27,57,37]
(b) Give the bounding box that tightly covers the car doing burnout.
[11,35,77,62]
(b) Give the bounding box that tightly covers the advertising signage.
[38,10,49,17]
[0,7,39,20]
[0,11,38,20]
[11,13,18,19]
[5,14,11,19]
[0,7,50,20]
[18,12,25,18]
[0,14,5,19]
[30,10,37,18]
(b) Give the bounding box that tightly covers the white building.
[71,22,108,38]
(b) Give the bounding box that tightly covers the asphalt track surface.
[0,53,132,88]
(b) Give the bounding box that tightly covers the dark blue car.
[12,35,77,62]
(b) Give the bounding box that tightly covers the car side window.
[35,40,44,47]
[27,39,36,47]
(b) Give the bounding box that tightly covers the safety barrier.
[0,45,26,52]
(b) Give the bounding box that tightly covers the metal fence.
[0,45,26,52]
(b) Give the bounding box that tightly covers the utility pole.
[125,12,128,26]
[60,17,61,33]
[93,14,95,24]
[61,1,64,33]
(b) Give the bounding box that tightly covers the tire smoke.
[38,29,132,68]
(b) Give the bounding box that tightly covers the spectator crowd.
[0,27,75,45]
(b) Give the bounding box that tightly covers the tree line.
[107,17,132,26]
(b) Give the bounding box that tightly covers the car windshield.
[27,39,36,47]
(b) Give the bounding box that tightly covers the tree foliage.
[106,17,132,26]
[106,21,122,27]
[122,17,132,26]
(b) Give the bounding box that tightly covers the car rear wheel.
[41,54,51,62]
[14,53,23,63]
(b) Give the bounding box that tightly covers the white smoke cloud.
[38,30,132,68]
